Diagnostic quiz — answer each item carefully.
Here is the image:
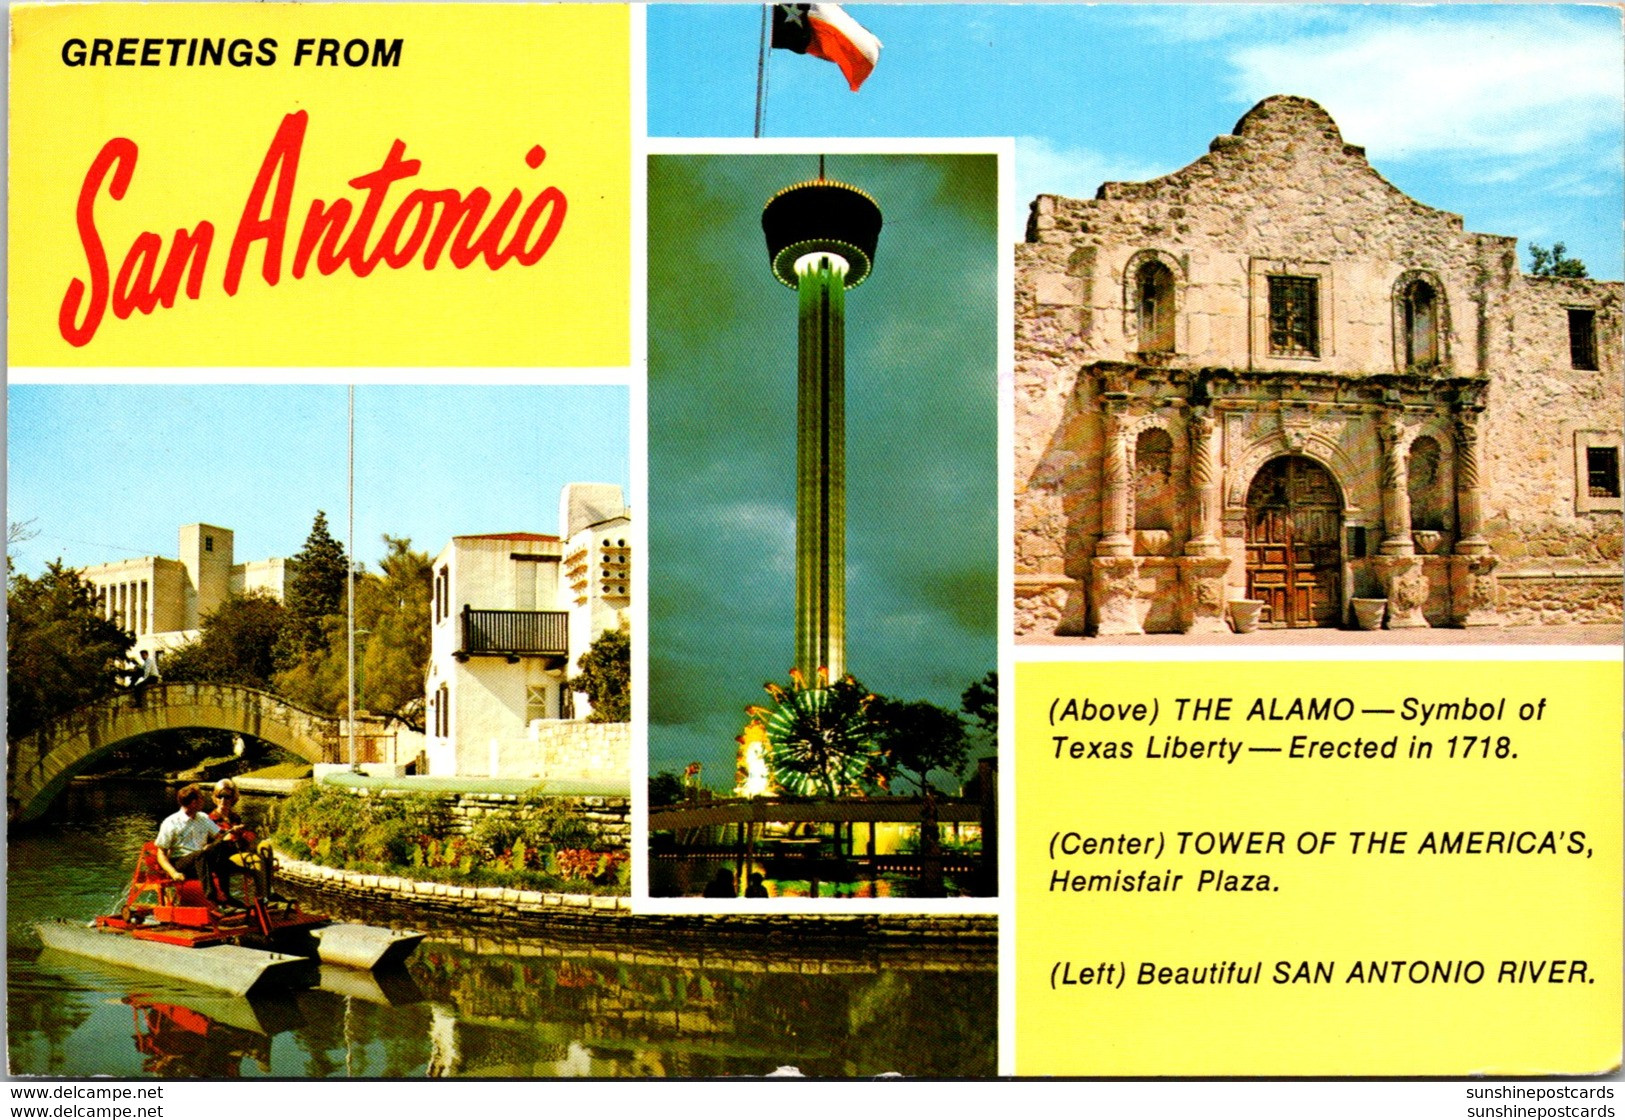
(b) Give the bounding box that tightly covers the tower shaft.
[794,257,846,681]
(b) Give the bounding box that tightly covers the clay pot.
[1352,598,1388,630]
[1228,599,1265,634]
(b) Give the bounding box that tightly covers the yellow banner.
[1017,659,1623,1075]
[9,4,629,366]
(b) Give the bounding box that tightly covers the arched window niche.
[1395,271,1448,372]
[1133,427,1176,537]
[1407,433,1454,551]
[1124,251,1182,358]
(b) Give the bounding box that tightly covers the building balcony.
[456,606,569,667]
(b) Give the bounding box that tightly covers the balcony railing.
[458,606,568,660]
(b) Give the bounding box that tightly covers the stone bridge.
[7,682,343,823]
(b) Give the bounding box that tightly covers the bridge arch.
[8,683,341,823]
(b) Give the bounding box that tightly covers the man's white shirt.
[156,809,220,859]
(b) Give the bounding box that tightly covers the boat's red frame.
[94,843,325,947]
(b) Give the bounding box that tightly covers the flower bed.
[274,781,628,895]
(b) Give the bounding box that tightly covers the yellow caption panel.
[9,4,628,366]
[1016,660,1622,1076]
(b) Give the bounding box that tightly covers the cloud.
[1124,5,1338,44]
[1226,13,1622,162]
[1013,136,1170,225]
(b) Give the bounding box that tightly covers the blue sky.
[6,385,630,576]
[650,4,1624,279]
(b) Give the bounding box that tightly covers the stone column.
[1453,409,1489,555]
[1373,413,1429,626]
[1450,408,1499,625]
[1179,405,1230,633]
[1097,404,1134,557]
[1092,402,1142,634]
[1184,407,1222,556]
[1379,413,1414,556]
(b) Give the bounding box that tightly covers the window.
[1135,260,1175,354]
[526,685,550,724]
[1268,276,1319,357]
[204,535,213,552]
[1588,446,1620,500]
[1574,431,1622,513]
[1250,259,1333,365]
[1569,309,1597,371]
[1403,279,1439,368]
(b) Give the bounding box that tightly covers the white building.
[79,524,288,659]
[423,483,631,777]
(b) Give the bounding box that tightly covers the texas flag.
[771,4,882,92]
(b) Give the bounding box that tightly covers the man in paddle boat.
[154,784,246,914]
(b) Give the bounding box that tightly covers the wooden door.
[1245,457,1342,627]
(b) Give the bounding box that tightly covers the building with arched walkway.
[1015,95,1622,637]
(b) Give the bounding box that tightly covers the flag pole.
[347,384,357,774]
[754,5,769,138]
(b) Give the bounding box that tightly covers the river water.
[7,782,996,1078]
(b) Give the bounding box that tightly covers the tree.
[357,536,431,730]
[7,561,132,740]
[569,624,630,722]
[870,697,972,796]
[960,670,997,740]
[1529,242,1589,279]
[870,696,970,898]
[649,770,684,807]
[164,591,286,690]
[272,614,350,716]
[274,511,350,671]
[751,672,879,797]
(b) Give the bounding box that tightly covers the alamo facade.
[1015,96,1623,638]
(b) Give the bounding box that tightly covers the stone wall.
[490,720,629,785]
[275,852,997,942]
[1485,275,1623,613]
[1497,571,1624,626]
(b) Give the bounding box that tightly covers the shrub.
[276,783,365,855]
[520,795,596,849]
[554,848,628,885]
[469,814,525,860]
[356,817,417,866]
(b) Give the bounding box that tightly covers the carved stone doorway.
[1245,456,1343,627]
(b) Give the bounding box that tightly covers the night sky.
[648,153,998,785]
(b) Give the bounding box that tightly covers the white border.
[633,136,1015,943]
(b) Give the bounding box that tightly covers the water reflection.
[10,782,995,1078]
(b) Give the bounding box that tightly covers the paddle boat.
[36,841,424,996]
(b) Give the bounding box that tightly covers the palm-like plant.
[748,669,879,797]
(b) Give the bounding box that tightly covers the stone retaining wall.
[275,852,996,942]
[276,852,629,928]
